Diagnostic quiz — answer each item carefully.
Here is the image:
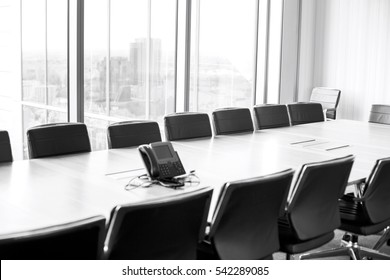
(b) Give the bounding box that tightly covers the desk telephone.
[138,142,186,181]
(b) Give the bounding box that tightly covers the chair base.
[299,233,390,260]
[373,226,390,250]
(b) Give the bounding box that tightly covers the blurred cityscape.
[22,37,252,152]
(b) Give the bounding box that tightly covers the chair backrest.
[362,157,390,223]
[310,87,341,110]
[27,122,91,159]
[287,103,325,126]
[209,169,294,259]
[164,112,212,141]
[212,107,254,135]
[0,130,13,163]
[0,216,106,260]
[310,88,341,120]
[369,104,390,125]
[107,120,161,149]
[104,188,213,260]
[253,104,290,129]
[287,155,354,240]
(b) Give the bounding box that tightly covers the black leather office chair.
[27,122,91,159]
[300,158,390,260]
[104,188,213,259]
[107,120,161,149]
[287,103,325,126]
[0,216,106,260]
[253,104,290,130]
[212,107,254,135]
[164,112,212,141]
[0,130,13,163]
[369,104,390,125]
[310,87,341,120]
[198,169,294,260]
[278,155,354,259]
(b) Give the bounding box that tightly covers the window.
[84,0,177,151]
[267,0,283,103]
[21,0,68,158]
[1,0,284,159]
[189,0,258,112]
[0,0,23,159]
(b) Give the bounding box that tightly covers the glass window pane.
[21,0,46,104]
[255,0,269,104]
[85,0,177,151]
[47,110,67,124]
[47,0,68,108]
[22,105,45,159]
[150,0,176,123]
[20,0,68,159]
[84,117,109,151]
[84,0,108,115]
[189,0,257,112]
[109,0,148,119]
[267,0,283,103]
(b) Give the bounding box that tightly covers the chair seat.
[279,232,335,254]
[339,188,390,236]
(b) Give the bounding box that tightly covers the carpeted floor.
[273,229,390,260]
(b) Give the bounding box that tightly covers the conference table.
[1,119,390,236]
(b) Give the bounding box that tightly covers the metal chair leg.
[299,247,357,260]
[286,253,295,260]
[373,226,390,250]
[358,247,390,260]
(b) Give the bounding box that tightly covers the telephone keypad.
[160,163,171,177]
[159,161,185,178]
[173,161,185,174]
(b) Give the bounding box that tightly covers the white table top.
[1,119,389,235]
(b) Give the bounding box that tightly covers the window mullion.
[45,0,48,120]
[146,0,152,119]
[106,0,110,118]
[68,0,84,122]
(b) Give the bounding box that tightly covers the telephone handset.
[138,141,186,180]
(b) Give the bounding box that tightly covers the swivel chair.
[164,112,212,141]
[300,157,390,260]
[287,103,325,126]
[369,104,390,125]
[212,107,254,135]
[107,120,161,149]
[278,155,355,259]
[0,130,13,163]
[253,104,290,129]
[0,216,106,259]
[198,169,294,260]
[310,87,341,120]
[104,188,213,259]
[27,122,91,159]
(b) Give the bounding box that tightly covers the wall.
[299,0,390,121]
